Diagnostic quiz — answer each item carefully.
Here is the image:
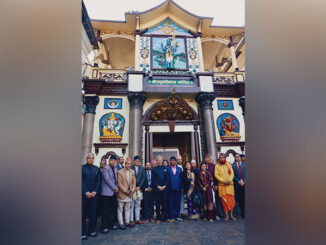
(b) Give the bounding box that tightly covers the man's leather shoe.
[119,225,126,230]
[89,232,97,237]
[102,228,109,234]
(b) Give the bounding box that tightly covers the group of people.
[82,152,246,240]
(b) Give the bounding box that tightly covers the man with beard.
[232,154,245,219]
[205,154,221,220]
[143,162,155,223]
[214,153,236,221]
[176,155,185,218]
[116,156,124,171]
[152,155,169,223]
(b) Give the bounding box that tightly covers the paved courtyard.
[83,218,245,245]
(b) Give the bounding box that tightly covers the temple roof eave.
[90,0,244,37]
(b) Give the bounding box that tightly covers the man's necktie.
[147,171,151,187]
[238,163,242,180]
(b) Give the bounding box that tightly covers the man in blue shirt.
[152,155,169,223]
[82,153,101,240]
[167,156,183,222]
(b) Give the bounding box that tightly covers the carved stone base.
[220,136,241,142]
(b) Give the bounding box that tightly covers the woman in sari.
[198,163,214,222]
[182,162,199,220]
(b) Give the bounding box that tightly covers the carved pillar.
[128,92,146,160]
[195,92,217,163]
[190,132,196,161]
[196,20,205,72]
[134,16,141,71]
[194,124,201,164]
[228,36,239,71]
[145,125,153,163]
[81,96,99,163]
[239,97,245,116]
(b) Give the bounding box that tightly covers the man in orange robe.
[214,153,237,221]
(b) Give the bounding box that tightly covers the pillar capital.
[82,96,99,114]
[195,92,216,109]
[128,92,146,108]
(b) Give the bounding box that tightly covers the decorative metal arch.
[101,151,118,162]
[143,95,199,125]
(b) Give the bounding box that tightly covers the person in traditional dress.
[214,153,237,221]
[198,163,214,222]
[117,157,136,229]
[190,159,200,178]
[163,159,169,167]
[130,156,145,225]
[182,162,199,220]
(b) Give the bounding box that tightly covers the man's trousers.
[154,189,168,221]
[169,190,181,219]
[117,201,131,225]
[143,190,154,220]
[82,194,98,235]
[235,186,245,218]
[101,195,117,229]
[130,197,142,222]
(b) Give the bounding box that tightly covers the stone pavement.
[83,218,245,245]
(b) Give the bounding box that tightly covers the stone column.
[128,92,146,160]
[81,96,99,163]
[196,20,205,72]
[228,36,239,71]
[195,92,217,163]
[190,132,196,161]
[134,16,141,71]
[194,124,201,164]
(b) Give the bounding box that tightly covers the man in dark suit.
[116,156,124,171]
[130,155,145,224]
[152,155,169,223]
[100,155,119,234]
[166,156,183,222]
[143,161,154,223]
[232,154,246,219]
[82,153,101,240]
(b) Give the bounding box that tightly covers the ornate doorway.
[152,132,191,162]
[143,94,200,164]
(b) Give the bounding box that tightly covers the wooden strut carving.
[150,95,194,121]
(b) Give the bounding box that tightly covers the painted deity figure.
[161,34,178,69]
[102,113,122,138]
[221,116,240,137]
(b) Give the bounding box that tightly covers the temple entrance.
[143,94,201,164]
[152,132,191,162]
